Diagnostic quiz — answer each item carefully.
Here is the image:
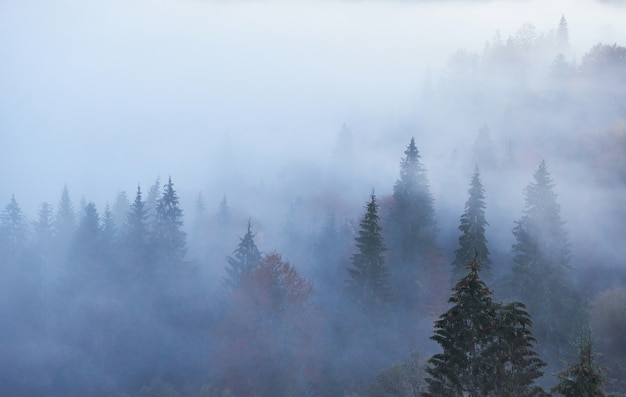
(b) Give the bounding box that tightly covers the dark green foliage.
[223,220,262,290]
[424,260,497,397]
[346,191,392,316]
[452,166,491,283]
[488,302,547,397]
[152,176,187,266]
[424,260,545,397]
[551,332,607,397]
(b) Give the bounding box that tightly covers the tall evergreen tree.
[54,185,76,247]
[345,191,392,316]
[32,202,54,258]
[385,137,441,313]
[556,15,570,54]
[73,202,101,264]
[0,195,28,256]
[112,191,130,233]
[487,302,546,397]
[551,332,606,397]
[223,220,262,290]
[424,259,496,397]
[423,260,545,397]
[452,166,491,283]
[152,176,186,266]
[389,137,437,264]
[145,176,161,224]
[125,185,149,270]
[510,160,582,361]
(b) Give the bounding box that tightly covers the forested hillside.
[1,3,626,396]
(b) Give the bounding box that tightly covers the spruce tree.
[345,191,392,316]
[73,202,101,266]
[54,185,76,247]
[386,137,440,311]
[488,302,546,397]
[510,160,582,361]
[424,259,496,397]
[0,195,28,256]
[152,176,187,266]
[223,220,262,290]
[389,137,437,265]
[33,202,54,258]
[125,185,149,270]
[424,260,545,397]
[551,332,606,397]
[452,166,491,283]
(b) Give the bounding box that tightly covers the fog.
[2,0,626,395]
[3,0,626,213]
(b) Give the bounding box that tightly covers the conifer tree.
[223,220,262,290]
[452,166,491,283]
[386,138,440,311]
[389,137,437,265]
[54,185,76,246]
[33,202,54,257]
[424,260,545,397]
[125,185,149,269]
[487,302,546,397]
[510,160,582,361]
[100,204,117,245]
[73,202,101,263]
[145,176,161,224]
[152,176,186,266]
[112,191,130,233]
[0,195,28,255]
[424,259,496,397]
[551,332,606,397]
[346,191,392,315]
[557,15,569,54]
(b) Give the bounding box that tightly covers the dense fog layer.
[1,0,626,396]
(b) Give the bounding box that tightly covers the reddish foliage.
[214,253,321,396]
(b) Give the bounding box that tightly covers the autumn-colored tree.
[216,253,319,397]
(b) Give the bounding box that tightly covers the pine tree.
[145,176,161,224]
[0,195,28,255]
[223,220,262,290]
[551,332,606,397]
[73,202,101,263]
[389,137,437,264]
[424,260,496,397]
[452,166,491,283]
[346,191,392,316]
[557,15,569,54]
[54,185,76,246]
[386,138,440,311]
[112,191,130,233]
[33,202,54,256]
[424,260,545,397]
[125,185,150,270]
[152,176,186,266]
[510,160,582,361]
[488,302,546,397]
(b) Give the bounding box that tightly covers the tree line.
[0,138,619,396]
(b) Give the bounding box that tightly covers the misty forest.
[2,1,626,396]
